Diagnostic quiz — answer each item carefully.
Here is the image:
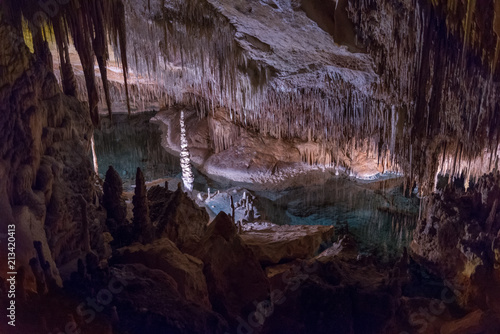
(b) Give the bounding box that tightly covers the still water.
[94,112,419,260]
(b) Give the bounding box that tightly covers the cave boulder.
[112,238,210,309]
[156,184,208,249]
[110,264,228,334]
[240,224,334,265]
[184,211,270,323]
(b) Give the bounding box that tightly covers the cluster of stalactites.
[1,0,131,125]
[119,0,382,144]
[348,0,500,195]
[117,0,499,195]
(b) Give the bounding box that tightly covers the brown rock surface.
[184,211,270,323]
[440,309,500,334]
[132,167,154,243]
[0,17,105,292]
[412,172,500,313]
[111,264,229,334]
[241,224,334,265]
[156,185,208,248]
[112,238,211,308]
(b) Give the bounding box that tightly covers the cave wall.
[0,12,105,291]
[411,172,500,316]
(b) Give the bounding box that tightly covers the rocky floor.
[4,171,500,334]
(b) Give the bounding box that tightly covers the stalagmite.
[133,167,153,243]
[33,241,58,294]
[206,187,211,202]
[180,111,194,193]
[230,195,235,225]
[103,166,128,235]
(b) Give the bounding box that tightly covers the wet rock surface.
[241,224,334,265]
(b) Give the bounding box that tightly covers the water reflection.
[93,112,182,188]
[93,112,419,259]
[254,177,418,259]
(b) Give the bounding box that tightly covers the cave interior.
[1,0,500,333]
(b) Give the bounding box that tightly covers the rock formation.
[156,183,208,249]
[241,225,334,265]
[412,172,500,317]
[183,212,270,325]
[110,263,229,334]
[111,238,211,308]
[132,167,153,244]
[2,0,500,333]
[0,12,107,295]
[102,166,131,246]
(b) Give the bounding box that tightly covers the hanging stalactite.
[0,0,131,126]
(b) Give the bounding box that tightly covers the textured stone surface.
[241,225,334,265]
[412,172,500,316]
[156,185,208,249]
[184,212,270,323]
[0,16,105,292]
[132,167,154,243]
[440,310,500,334]
[111,264,229,334]
[112,238,211,308]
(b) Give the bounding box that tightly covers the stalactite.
[52,15,77,96]
[90,0,113,118]
[348,0,500,193]
[2,0,130,125]
[3,0,499,194]
[109,0,131,115]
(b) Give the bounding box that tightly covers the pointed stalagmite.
[103,166,127,232]
[133,167,153,244]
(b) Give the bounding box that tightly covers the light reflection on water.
[254,177,418,259]
[93,112,419,259]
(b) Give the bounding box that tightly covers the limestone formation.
[103,166,130,245]
[241,225,334,265]
[2,0,500,333]
[78,195,92,253]
[112,238,211,308]
[132,167,154,244]
[156,184,208,249]
[412,172,500,314]
[110,264,229,334]
[183,211,270,324]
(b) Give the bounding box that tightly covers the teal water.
[93,112,419,260]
